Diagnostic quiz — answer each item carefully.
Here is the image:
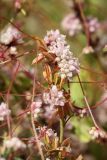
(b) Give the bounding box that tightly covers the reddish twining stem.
[73,0,92,46]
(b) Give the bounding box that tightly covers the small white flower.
[9,46,18,55]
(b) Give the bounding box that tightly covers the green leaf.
[71,117,92,143]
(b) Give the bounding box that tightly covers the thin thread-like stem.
[6,61,20,137]
[30,69,44,160]
[74,0,91,46]
[77,74,99,128]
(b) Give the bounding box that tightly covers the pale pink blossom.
[61,13,82,36]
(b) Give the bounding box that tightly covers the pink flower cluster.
[44,30,80,80]
[31,85,65,120]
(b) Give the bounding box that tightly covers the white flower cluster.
[0,102,11,121]
[4,137,26,151]
[31,86,65,120]
[61,13,82,36]
[44,30,80,80]
[42,85,65,120]
[43,85,65,108]
[0,24,23,45]
[89,127,106,139]
[87,17,100,33]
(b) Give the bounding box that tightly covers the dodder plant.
[0,0,107,160]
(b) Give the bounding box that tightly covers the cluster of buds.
[43,85,65,120]
[44,30,80,80]
[61,13,82,36]
[89,127,107,140]
[4,137,26,151]
[43,85,65,108]
[0,102,11,121]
